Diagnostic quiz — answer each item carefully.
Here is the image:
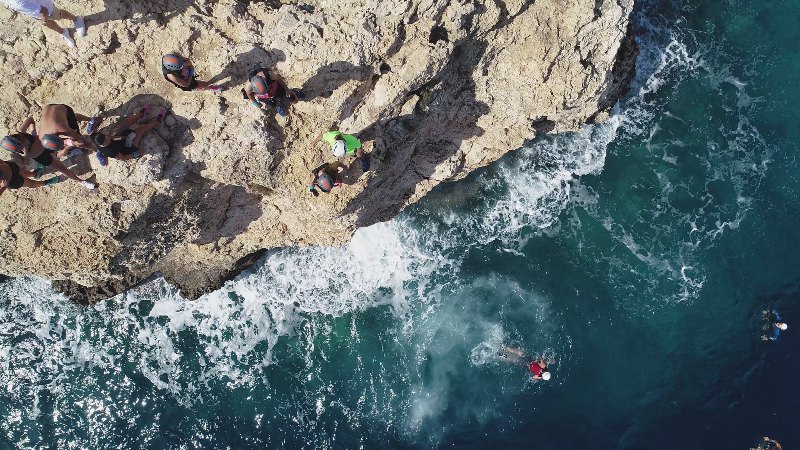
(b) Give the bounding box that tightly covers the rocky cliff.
[0,0,637,302]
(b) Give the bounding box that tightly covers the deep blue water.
[1,0,799,449]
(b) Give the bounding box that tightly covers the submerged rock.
[0,0,637,302]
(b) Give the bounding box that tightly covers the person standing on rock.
[1,119,96,189]
[37,103,92,158]
[91,105,167,165]
[310,130,370,172]
[241,66,304,117]
[162,54,222,94]
[308,161,344,196]
[0,159,60,196]
[1,0,85,48]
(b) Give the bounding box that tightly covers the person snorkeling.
[241,66,304,117]
[308,161,344,196]
[310,130,370,171]
[498,346,553,381]
[762,310,788,341]
[162,53,222,93]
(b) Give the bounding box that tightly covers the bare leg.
[48,159,83,183]
[42,19,65,34]
[498,346,526,364]
[117,113,143,130]
[73,112,91,122]
[195,81,219,91]
[131,120,160,148]
[21,178,48,188]
[502,346,526,357]
[58,10,77,21]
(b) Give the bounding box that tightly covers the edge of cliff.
[0,0,639,303]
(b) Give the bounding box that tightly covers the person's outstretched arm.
[8,153,25,167]
[244,82,258,105]
[18,117,35,134]
[502,347,525,357]
[171,74,191,87]
[310,162,329,175]
[308,171,320,196]
[63,129,86,145]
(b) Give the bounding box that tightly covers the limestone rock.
[0,0,638,301]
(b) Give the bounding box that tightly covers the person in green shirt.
[310,130,370,171]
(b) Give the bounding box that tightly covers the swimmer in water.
[761,310,788,341]
[751,436,782,450]
[498,346,553,381]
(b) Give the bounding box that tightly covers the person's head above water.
[162,53,185,71]
[777,322,788,330]
[541,371,552,381]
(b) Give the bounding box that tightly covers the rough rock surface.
[0,0,637,302]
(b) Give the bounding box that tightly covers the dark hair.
[93,133,108,147]
[10,133,33,147]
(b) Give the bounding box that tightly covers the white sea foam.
[551,6,774,309]
[0,5,771,446]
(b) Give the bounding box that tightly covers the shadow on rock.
[99,93,202,183]
[300,61,374,104]
[109,169,263,271]
[53,94,264,303]
[208,47,297,139]
[208,47,286,90]
[84,0,211,28]
[342,40,490,228]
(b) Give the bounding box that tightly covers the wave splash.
[0,6,771,447]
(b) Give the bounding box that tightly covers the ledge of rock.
[0,0,638,303]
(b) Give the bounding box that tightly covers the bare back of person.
[39,104,76,137]
[38,104,89,154]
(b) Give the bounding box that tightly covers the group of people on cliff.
[1,0,370,197]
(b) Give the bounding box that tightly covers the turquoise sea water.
[2,0,799,448]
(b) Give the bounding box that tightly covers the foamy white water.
[0,7,779,446]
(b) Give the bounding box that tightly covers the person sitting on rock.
[308,161,344,196]
[37,103,92,158]
[310,130,370,171]
[241,66,304,117]
[162,53,222,93]
[1,123,96,189]
[0,159,59,197]
[91,105,167,166]
[1,0,84,48]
